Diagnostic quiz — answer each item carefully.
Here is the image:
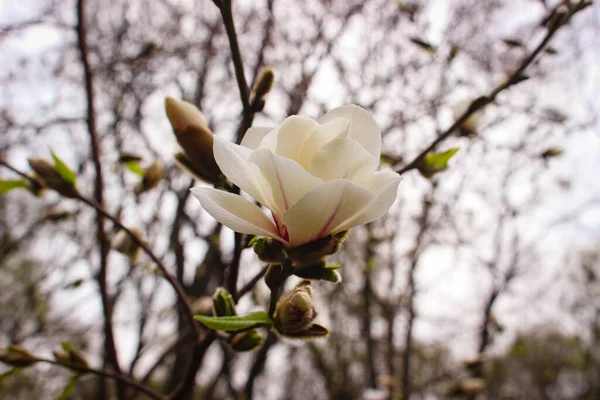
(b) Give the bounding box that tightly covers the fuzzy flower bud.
[274,281,317,334]
[453,100,484,137]
[28,157,79,198]
[252,68,275,101]
[135,160,164,194]
[0,345,37,368]
[165,97,220,182]
[112,228,144,262]
[211,287,237,317]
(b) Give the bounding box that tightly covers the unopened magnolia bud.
[166,97,209,133]
[27,173,45,196]
[274,282,317,334]
[53,350,70,365]
[229,330,264,352]
[252,67,275,101]
[0,345,37,368]
[135,160,164,194]
[67,349,89,369]
[452,100,484,137]
[165,97,220,183]
[212,287,237,317]
[285,235,341,267]
[54,343,89,369]
[112,228,143,262]
[28,157,79,198]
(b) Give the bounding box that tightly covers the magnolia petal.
[240,127,273,150]
[191,187,285,243]
[213,136,275,209]
[296,118,350,169]
[320,105,381,158]
[274,116,319,160]
[282,179,375,247]
[309,138,378,183]
[334,171,402,232]
[250,148,323,213]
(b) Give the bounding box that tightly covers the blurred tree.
[0,0,598,399]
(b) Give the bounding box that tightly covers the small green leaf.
[0,179,29,194]
[0,367,22,382]
[51,152,77,185]
[118,152,143,163]
[248,237,265,247]
[194,311,273,332]
[57,374,80,400]
[65,279,84,290]
[212,287,237,317]
[380,154,402,166]
[424,148,459,170]
[124,160,144,176]
[409,37,436,53]
[276,323,330,340]
[292,264,341,283]
[367,257,378,271]
[502,38,524,48]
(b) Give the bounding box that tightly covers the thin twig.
[216,0,250,118]
[238,265,269,299]
[396,3,584,175]
[34,358,167,400]
[75,194,201,340]
[75,1,125,398]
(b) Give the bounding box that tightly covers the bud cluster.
[252,231,348,284]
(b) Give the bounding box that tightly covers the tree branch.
[75,1,124,398]
[34,357,167,400]
[75,194,202,340]
[396,2,586,175]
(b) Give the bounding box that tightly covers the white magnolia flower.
[191,105,402,248]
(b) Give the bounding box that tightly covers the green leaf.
[409,37,436,53]
[61,341,73,353]
[292,264,342,283]
[118,152,143,163]
[51,152,77,185]
[57,374,80,400]
[276,323,330,340]
[124,160,144,176]
[248,237,266,247]
[0,179,29,194]
[0,367,22,382]
[424,148,460,170]
[502,38,524,48]
[194,311,273,332]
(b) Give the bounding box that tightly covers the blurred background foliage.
[1,0,599,399]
